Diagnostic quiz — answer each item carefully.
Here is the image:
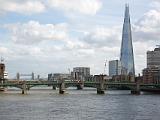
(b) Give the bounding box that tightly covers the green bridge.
[0,80,160,95]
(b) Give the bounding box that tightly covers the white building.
[109,60,121,77]
[147,46,160,68]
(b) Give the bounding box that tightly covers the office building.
[72,67,90,81]
[142,46,160,84]
[109,60,121,77]
[120,4,135,76]
[143,67,160,84]
[147,46,160,68]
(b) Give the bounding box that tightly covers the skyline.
[0,0,159,77]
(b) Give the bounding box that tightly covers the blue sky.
[0,0,159,78]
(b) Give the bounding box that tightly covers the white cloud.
[151,0,160,9]
[0,0,102,16]
[133,9,160,42]
[82,26,121,47]
[0,0,45,15]
[47,0,102,15]
[4,21,68,45]
[0,46,10,55]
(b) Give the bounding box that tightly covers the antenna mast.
[103,60,107,75]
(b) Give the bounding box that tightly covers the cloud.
[4,21,68,45]
[47,0,102,15]
[0,46,9,55]
[151,0,160,9]
[0,0,102,16]
[133,9,160,42]
[0,0,45,15]
[82,26,121,47]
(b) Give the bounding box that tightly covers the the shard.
[120,4,135,75]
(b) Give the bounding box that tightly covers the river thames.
[0,88,160,120]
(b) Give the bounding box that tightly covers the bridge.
[1,78,160,95]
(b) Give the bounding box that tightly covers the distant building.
[0,63,5,79]
[48,73,71,82]
[143,67,160,84]
[120,4,135,76]
[85,74,110,82]
[4,71,8,79]
[142,46,160,84]
[109,60,121,77]
[72,67,90,81]
[112,75,135,82]
[0,63,7,88]
[48,73,54,81]
[93,75,109,82]
[147,46,160,68]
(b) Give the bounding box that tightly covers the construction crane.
[103,60,107,75]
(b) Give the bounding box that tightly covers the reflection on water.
[0,87,160,120]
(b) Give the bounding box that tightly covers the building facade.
[143,46,160,84]
[109,60,121,77]
[143,67,160,84]
[48,73,71,82]
[72,67,90,81]
[147,47,160,68]
[120,4,135,76]
[0,63,5,79]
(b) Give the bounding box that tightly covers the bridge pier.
[59,79,65,94]
[131,82,140,95]
[77,84,83,90]
[76,82,83,90]
[97,88,105,94]
[21,83,27,94]
[97,75,105,94]
[52,86,56,90]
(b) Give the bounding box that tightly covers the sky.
[0,0,159,78]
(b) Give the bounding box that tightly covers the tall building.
[120,4,135,76]
[147,46,160,68]
[109,60,121,77]
[142,46,160,84]
[72,67,90,81]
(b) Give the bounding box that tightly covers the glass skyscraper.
[120,4,135,75]
[109,60,121,77]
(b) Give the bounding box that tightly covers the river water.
[0,87,160,120]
